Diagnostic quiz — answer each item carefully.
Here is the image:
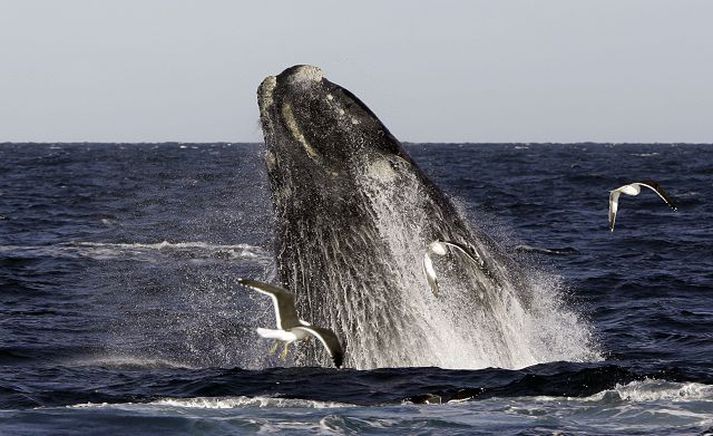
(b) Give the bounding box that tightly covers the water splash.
[280,151,602,370]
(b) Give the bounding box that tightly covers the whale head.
[257,65,416,201]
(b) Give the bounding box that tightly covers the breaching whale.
[256,65,594,369]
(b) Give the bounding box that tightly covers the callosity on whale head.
[256,65,598,370]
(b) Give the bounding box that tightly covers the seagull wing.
[422,240,486,295]
[292,326,345,368]
[238,279,301,330]
[441,241,483,267]
[422,252,439,296]
[638,180,678,211]
[608,189,622,231]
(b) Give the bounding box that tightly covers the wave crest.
[0,241,268,262]
[68,396,353,410]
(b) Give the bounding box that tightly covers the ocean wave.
[151,396,353,409]
[68,396,353,410]
[488,379,713,405]
[63,355,200,369]
[514,244,580,256]
[593,379,713,403]
[75,241,265,258]
[0,241,268,262]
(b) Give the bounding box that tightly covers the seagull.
[608,181,677,231]
[237,278,344,368]
[422,240,483,296]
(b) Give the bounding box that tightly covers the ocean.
[0,142,711,435]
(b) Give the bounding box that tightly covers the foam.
[0,241,268,262]
[150,396,351,409]
[67,396,352,410]
[491,379,713,405]
[63,355,199,369]
[594,379,713,403]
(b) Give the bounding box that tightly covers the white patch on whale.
[258,76,277,118]
[281,103,320,161]
[284,65,324,84]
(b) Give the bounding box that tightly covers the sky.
[1,1,712,143]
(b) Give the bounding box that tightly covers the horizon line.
[2,141,711,146]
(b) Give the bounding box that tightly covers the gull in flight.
[609,180,677,231]
[238,278,344,368]
[422,240,483,296]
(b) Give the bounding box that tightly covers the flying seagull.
[237,278,344,368]
[422,240,483,296]
[608,181,677,231]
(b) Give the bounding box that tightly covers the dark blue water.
[1,143,712,434]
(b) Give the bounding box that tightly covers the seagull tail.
[256,328,292,341]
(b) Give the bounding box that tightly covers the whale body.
[256,65,594,369]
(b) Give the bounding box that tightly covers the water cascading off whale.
[257,65,597,369]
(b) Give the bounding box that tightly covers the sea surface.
[0,142,712,435]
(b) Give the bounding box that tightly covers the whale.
[256,65,576,369]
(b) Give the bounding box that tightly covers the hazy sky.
[1,1,712,143]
